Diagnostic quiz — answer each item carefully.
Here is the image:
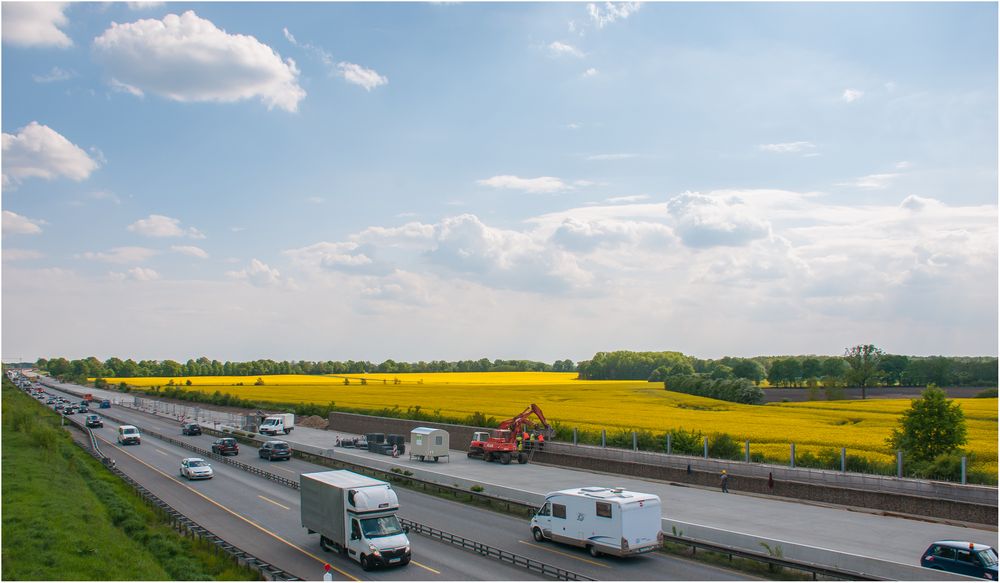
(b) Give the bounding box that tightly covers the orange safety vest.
[539,434,545,443]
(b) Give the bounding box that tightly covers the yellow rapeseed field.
[104,373,997,475]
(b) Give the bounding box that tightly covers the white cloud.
[586,153,636,161]
[895,161,912,170]
[128,214,204,238]
[171,245,209,259]
[605,195,650,204]
[2,2,72,48]
[338,62,388,91]
[127,2,165,9]
[548,41,583,58]
[477,175,570,194]
[32,66,75,83]
[583,67,599,77]
[842,88,864,103]
[842,173,899,190]
[3,248,45,262]
[758,141,815,154]
[128,267,160,281]
[2,211,45,235]
[2,122,100,188]
[587,2,640,28]
[565,122,582,130]
[666,192,772,248]
[306,196,325,204]
[226,258,282,287]
[93,11,305,112]
[80,246,157,264]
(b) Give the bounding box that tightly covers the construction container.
[409,427,449,462]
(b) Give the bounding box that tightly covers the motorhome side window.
[596,502,612,518]
[553,504,567,519]
[435,436,443,445]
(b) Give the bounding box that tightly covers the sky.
[1,1,997,363]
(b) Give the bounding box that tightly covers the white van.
[117,425,141,445]
[530,486,663,557]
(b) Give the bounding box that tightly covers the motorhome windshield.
[360,515,403,538]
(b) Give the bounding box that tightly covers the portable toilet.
[409,427,449,462]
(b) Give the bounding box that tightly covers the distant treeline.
[37,356,578,383]
[576,350,998,387]
[33,350,999,388]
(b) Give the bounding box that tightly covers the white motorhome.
[530,486,663,557]
[301,470,411,571]
[258,413,294,435]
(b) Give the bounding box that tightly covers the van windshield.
[124,428,138,435]
[360,515,403,538]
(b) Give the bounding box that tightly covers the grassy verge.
[1,379,259,580]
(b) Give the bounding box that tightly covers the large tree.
[887,385,967,464]
[844,344,884,398]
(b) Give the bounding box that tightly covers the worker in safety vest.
[516,434,523,451]
[538,433,545,449]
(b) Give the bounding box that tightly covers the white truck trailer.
[258,413,294,435]
[300,470,411,571]
[530,486,663,557]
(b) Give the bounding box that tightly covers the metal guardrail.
[399,518,594,581]
[47,382,906,582]
[661,533,888,581]
[27,393,302,581]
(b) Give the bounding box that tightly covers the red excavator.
[468,404,553,465]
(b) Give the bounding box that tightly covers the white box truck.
[258,413,294,435]
[300,470,411,571]
[530,486,663,557]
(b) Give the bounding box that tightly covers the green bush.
[664,375,764,404]
[708,433,743,460]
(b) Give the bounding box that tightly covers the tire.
[518,453,528,464]
[532,528,545,542]
[484,452,493,462]
[588,545,601,558]
[418,456,425,461]
[320,536,332,552]
[434,456,439,462]
[500,452,511,465]
[360,555,372,571]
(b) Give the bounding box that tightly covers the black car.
[85,414,103,428]
[78,405,90,414]
[62,406,76,415]
[46,398,56,405]
[259,441,291,461]
[181,423,202,436]
[211,438,239,456]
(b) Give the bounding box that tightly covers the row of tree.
[577,349,997,388]
[37,356,577,382]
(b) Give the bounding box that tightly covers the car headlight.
[368,543,380,556]
[404,546,410,554]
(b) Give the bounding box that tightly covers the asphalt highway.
[43,383,752,581]
[44,376,999,570]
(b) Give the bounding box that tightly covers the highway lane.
[45,377,998,571]
[85,419,543,582]
[55,388,751,581]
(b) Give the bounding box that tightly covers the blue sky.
[2,1,997,363]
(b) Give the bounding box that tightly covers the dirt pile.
[297,415,329,429]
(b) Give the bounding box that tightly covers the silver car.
[179,458,214,480]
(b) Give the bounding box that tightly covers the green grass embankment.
[1,379,258,580]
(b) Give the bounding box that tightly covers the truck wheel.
[500,452,511,465]
[588,545,601,558]
[360,555,373,571]
[418,455,425,461]
[434,456,439,462]
[484,452,493,462]
[518,453,528,464]
[532,528,545,542]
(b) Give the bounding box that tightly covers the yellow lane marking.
[96,436,360,582]
[258,495,291,510]
[517,539,610,568]
[411,560,440,574]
